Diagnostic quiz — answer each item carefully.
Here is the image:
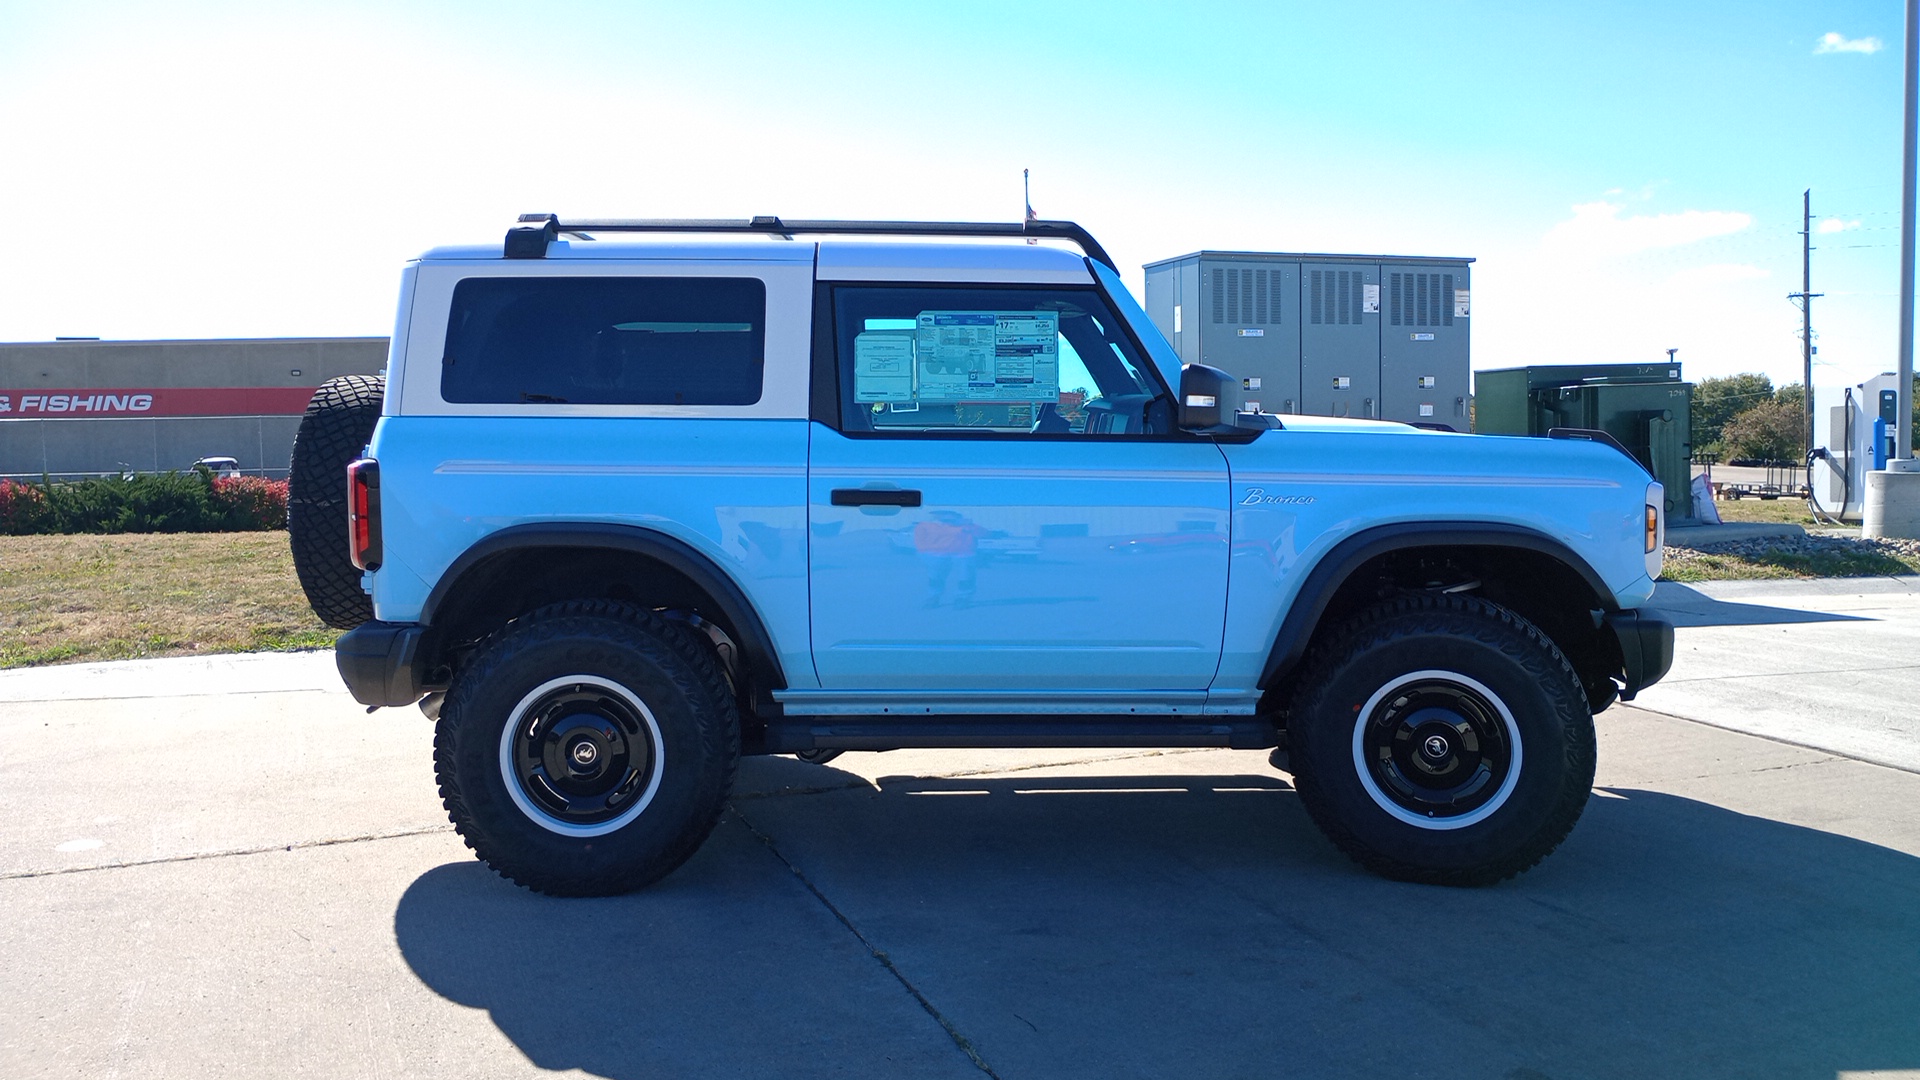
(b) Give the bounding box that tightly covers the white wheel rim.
[498,674,666,837]
[1350,669,1524,831]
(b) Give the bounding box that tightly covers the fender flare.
[421,522,788,691]
[1257,522,1616,689]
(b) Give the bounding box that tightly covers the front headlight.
[1644,482,1664,578]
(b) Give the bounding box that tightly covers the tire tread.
[1288,593,1595,887]
[433,599,739,897]
[287,374,385,630]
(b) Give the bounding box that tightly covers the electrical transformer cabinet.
[1474,364,1693,521]
[1144,251,1472,427]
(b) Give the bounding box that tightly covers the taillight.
[347,458,382,571]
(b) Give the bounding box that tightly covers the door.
[808,282,1232,691]
[1299,262,1381,418]
[1378,264,1470,427]
[1198,259,1300,414]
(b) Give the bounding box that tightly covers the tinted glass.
[442,276,765,405]
[831,286,1163,435]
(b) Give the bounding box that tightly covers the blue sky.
[0,0,1907,392]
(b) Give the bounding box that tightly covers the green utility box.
[1475,364,1694,522]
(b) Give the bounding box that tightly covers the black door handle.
[831,488,922,507]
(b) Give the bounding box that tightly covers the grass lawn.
[1660,543,1920,582]
[0,532,338,668]
[1709,496,1821,526]
[1663,493,1920,582]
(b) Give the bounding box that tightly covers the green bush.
[1692,373,1775,459]
[0,470,290,535]
[1720,397,1805,464]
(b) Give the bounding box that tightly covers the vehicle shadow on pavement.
[1648,581,1869,627]
[394,765,1920,1080]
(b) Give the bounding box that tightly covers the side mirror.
[1178,364,1240,433]
[1178,364,1279,435]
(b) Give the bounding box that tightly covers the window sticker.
[914,311,1059,402]
[853,330,916,402]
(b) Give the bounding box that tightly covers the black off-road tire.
[1288,594,1596,886]
[434,601,740,897]
[287,374,384,630]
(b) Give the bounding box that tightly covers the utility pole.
[1789,190,1822,461]
[1666,347,1678,369]
[1899,0,1917,461]
[1866,0,1919,538]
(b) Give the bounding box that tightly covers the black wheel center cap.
[508,685,656,827]
[1362,686,1512,819]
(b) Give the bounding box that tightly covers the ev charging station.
[1812,371,1909,521]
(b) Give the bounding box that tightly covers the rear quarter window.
[441,276,766,405]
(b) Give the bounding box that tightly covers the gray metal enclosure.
[1144,251,1472,427]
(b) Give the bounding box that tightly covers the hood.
[1274,414,1423,435]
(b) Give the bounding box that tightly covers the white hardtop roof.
[816,240,1091,282]
[417,236,816,262]
[417,234,1095,280]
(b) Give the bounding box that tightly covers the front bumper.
[1603,609,1674,700]
[335,621,428,707]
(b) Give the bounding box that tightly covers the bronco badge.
[1240,488,1316,506]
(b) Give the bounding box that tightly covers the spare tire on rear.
[288,374,385,630]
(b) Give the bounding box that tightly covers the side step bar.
[756,716,1281,754]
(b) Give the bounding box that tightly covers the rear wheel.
[435,601,739,896]
[1288,594,1595,886]
[287,374,384,629]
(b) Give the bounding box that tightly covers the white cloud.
[1817,217,1862,234]
[1815,32,1882,55]
[1666,263,1769,288]
[1541,201,1751,259]
[1474,251,1804,387]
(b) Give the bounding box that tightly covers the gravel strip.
[1664,530,1920,574]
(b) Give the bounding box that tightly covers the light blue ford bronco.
[286,216,1672,896]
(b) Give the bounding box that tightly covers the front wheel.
[434,601,739,896]
[1288,595,1595,886]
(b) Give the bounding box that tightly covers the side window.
[442,276,765,405]
[831,286,1166,435]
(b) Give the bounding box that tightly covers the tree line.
[1693,373,1920,464]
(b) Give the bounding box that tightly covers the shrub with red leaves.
[0,479,51,535]
[212,475,290,531]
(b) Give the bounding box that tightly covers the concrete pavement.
[3,585,1919,1079]
[1638,576,1920,772]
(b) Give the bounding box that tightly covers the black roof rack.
[503,214,1118,270]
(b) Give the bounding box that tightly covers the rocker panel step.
[756,716,1282,754]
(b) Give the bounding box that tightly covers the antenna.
[1024,169,1037,244]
